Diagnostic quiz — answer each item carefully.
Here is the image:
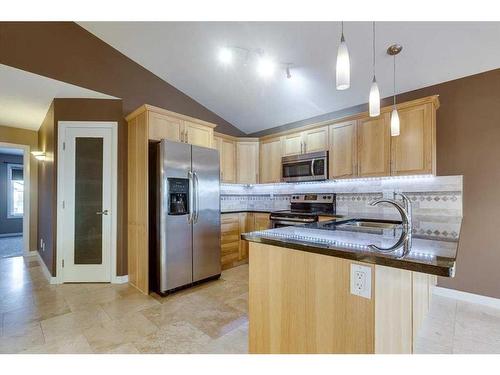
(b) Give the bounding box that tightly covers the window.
[7,164,23,218]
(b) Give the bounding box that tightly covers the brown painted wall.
[397,70,500,299]
[0,22,244,137]
[252,69,500,299]
[0,125,38,251]
[37,99,127,276]
[37,103,55,272]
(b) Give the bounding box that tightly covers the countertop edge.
[241,234,455,277]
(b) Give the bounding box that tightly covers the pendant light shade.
[387,43,403,137]
[391,108,400,136]
[336,22,350,90]
[369,77,380,117]
[368,22,380,117]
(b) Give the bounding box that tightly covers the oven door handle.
[311,159,315,177]
[270,216,316,223]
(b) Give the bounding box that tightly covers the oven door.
[281,155,327,182]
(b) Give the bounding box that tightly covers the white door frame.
[56,121,119,283]
[0,141,31,255]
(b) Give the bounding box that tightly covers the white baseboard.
[113,275,129,284]
[35,251,58,284]
[433,286,500,310]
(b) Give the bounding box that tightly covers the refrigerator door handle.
[188,170,194,224]
[193,171,200,223]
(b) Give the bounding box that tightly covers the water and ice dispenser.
[167,178,189,215]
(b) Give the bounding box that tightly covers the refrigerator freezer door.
[160,140,193,292]
[191,145,221,282]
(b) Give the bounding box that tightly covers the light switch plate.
[350,263,372,299]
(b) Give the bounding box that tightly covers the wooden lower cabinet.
[221,212,258,270]
[249,243,433,354]
[221,214,241,270]
[253,213,271,231]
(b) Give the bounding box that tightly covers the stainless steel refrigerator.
[150,140,221,295]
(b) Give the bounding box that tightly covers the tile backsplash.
[221,175,463,239]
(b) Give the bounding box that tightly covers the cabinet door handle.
[303,142,306,153]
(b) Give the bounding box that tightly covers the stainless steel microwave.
[281,151,328,182]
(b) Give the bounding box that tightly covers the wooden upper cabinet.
[357,113,391,177]
[236,141,260,184]
[148,112,182,142]
[214,135,236,183]
[329,120,357,179]
[260,137,282,183]
[391,103,435,176]
[127,104,216,147]
[184,120,213,148]
[282,132,304,156]
[282,127,329,157]
[303,126,329,153]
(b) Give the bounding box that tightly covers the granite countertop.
[241,214,461,277]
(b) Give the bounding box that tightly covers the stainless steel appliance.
[281,151,328,182]
[270,193,336,228]
[149,140,221,295]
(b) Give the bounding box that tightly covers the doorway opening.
[0,143,30,259]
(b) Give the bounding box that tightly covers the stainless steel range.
[270,194,336,228]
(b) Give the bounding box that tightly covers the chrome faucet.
[369,192,412,233]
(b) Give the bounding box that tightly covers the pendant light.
[387,43,403,136]
[369,22,380,117]
[336,21,350,90]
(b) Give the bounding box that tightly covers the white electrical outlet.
[350,264,372,299]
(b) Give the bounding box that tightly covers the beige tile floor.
[1,255,500,354]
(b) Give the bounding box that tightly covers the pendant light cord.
[372,22,376,78]
[393,55,397,107]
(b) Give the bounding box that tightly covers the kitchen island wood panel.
[249,242,374,353]
[249,242,434,354]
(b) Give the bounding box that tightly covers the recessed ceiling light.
[256,56,276,78]
[218,47,233,65]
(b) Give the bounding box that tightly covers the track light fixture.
[217,46,293,81]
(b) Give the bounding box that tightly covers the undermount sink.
[338,219,401,230]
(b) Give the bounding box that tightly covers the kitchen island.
[242,216,461,354]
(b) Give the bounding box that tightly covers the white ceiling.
[79,22,500,134]
[0,64,117,131]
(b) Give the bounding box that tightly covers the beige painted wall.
[0,125,38,251]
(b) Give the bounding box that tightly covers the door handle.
[193,172,200,223]
[188,171,194,223]
[96,210,109,215]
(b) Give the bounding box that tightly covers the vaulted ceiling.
[79,22,500,134]
[0,64,116,130]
